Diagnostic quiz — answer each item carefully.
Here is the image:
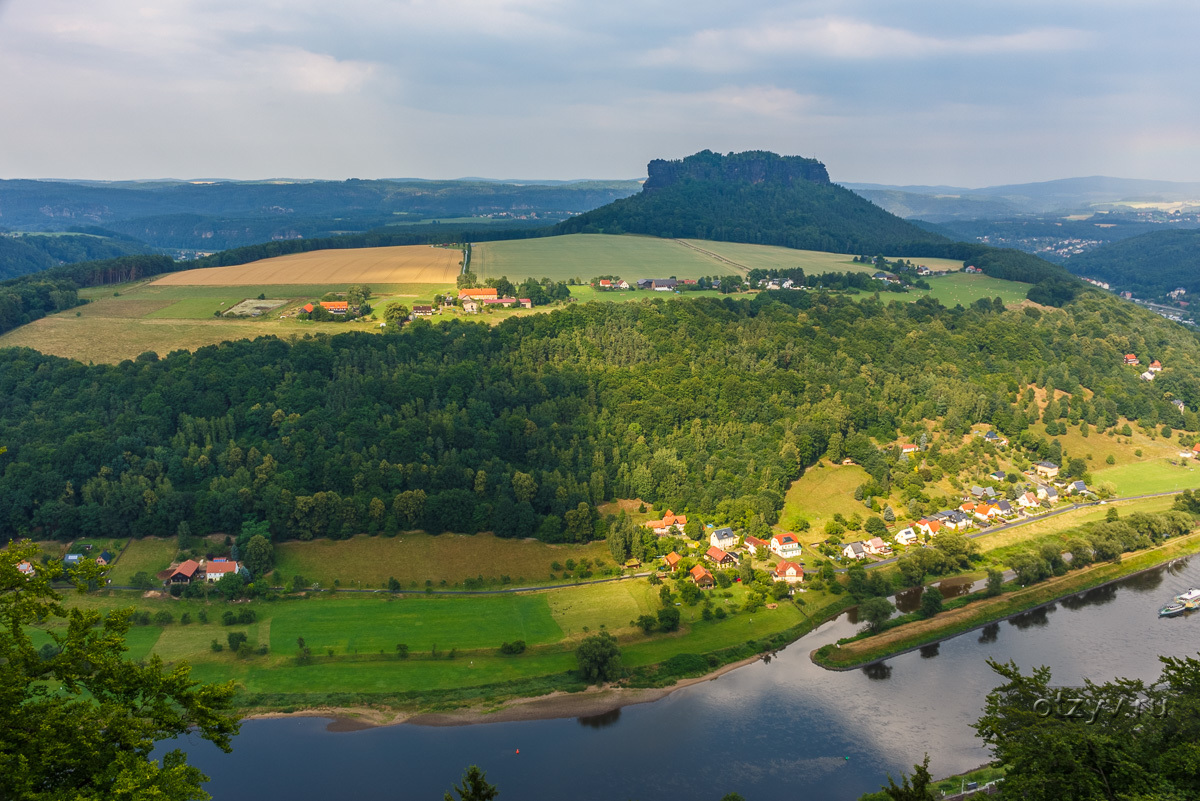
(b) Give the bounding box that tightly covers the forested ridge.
[2,289,1196,546]
[1066,228,1200,300]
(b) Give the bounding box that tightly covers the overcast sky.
[1,0,1196,186]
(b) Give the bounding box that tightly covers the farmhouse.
[709,527,737,550]
[204,558,241,583]
[169,560,200,584]
[773,561,804,584]
[459,288,499,301]
[744,535,769,556]
[1034,461,1060,479]
[770,532,802,559]
[705,546,739,568]
[689,564,714,588]
[865,537,891,556]
[319,301,349,315]
[461,300,478,314]
[411,305,433,317]
[644,510,688,535]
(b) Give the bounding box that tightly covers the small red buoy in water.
[516,750,520,755]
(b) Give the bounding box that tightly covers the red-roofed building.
[770,533,801,559]
[664,552,682,571]
[17,560,35,578]
[705,546,739,568]
[519,298,533,309]
[900,443,919,455]
[481,297,518,307]
[744,536,769,556]
[204,558,240,583]
[302,303,315,314]
[1124,354,1140,365]
[773,561,804,584]
[644,510,688,535]
[169,560,200,584]
[320,301,349,314]
[459,288,499,300]
[916,518,942,537]
[689,564,714,588]
[1149,360,1163,372]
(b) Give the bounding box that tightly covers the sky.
[1,0,1197,186]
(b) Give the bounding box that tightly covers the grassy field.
[780,462,874,542]
[105,537,180,585]
[473,235,736,282]
[567,286,726,304]
[1092,459,1200,495]
[152,245,463,286]
[917,272,1030,306]
[680,240,964,275]
[271,532,613,588]
[143,297,244,319]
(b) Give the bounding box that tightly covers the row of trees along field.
[2,289,1199,544]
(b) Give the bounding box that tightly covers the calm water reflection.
[175,558,1200,801]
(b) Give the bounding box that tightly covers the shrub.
[227,632,248,651]
[499,640,527,655]
[210,639,223,652]
[153,611,173,626]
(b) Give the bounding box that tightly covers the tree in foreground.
[0,541,240,801]
[444,765,498,801]
[859,596,896,632]
[864,754,935,801]
[575,631,623,684]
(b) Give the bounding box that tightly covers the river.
[171,557,1200,800]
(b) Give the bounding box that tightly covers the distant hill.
[1065,229,1200,300]
[0,232,152,281]
[846,176,1200,221]
[0,178,642,250]
[555,150,953,255]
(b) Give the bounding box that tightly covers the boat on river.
[1159,587,1200,617]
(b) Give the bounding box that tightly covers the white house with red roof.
[744,536,769,556]
[17,560,35,577]
[865,537,892,556]
[1017,491,1040,510]
[1124,354,1140,365]
[1149,360,1163,372]
[204,558,241,583]
[644,510,688,535]
[773,561,804,584]
[900,443,919,455]
[916,518,942,537]
[770,532,802,559]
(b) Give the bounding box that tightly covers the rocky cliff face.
[643,150,830,191]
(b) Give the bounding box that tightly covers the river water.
[172,558,1200,801]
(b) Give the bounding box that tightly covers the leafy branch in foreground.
[0,540,241,801]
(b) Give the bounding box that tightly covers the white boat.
[1175,588,1200,605]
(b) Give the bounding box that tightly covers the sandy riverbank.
[244,653,765,730]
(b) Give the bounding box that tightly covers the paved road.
[849,489,1184,573]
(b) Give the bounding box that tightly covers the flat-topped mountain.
[556,149,949,255]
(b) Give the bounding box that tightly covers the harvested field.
[152,245,463,286]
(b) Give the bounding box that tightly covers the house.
[689,564,714,588]
[1192,443,1200,456]
[1124,354,1140,366]
[301,302,315,313]
[1149,360,1163,372]
[894,527,918,546]
[1018,492,1040,509]
[709,527,737,550]
[974,503,1000,522]
[96,550,115,566]
[169,560,200,584]
[17,560,35,577]
[459,288,499,301]
[964,265,982,273]
[1037,485,1059,502]
[916,518,942,537]
[988,471,1007,482]
[970,485,997,500]
[865,537,891,556]
[744,536,769,556]
[1173,399,1186,411]
[1141,370,1156,382]
[770,532,802,559]
[940,510,972,530]
[842,541,867,560]
[959,501,976,515]
[773,561,805,584]
[319,301,349,315]
[983,431,1009,447]
[1034,461,1060,479]
[481,297,518,307]
[900,443,919,455]
[644,510,688,535]
[204,558,240,583]
[651,279,677,292]
[664,552,683,572]
[995,500,1015,517]
[411,305,433,317]
[1067,480,1088,495]
[461,300,478,314]
[705,546,739,568]
[623,558,642,570]
[519,298,533,309]
[598,279,613,288]
[63,554,84,568]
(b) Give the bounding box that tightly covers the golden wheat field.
[151,245,463,286]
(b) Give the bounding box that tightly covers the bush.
[210,639,223,652]
[227,632,248,651]
[180,612,192,625]
[499,640,527,655]
[152,611,174,626]
[129,571,156,590]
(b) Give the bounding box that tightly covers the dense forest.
[1065,228,1200,300]
[0,232,151,280]
[2,289,1196,546]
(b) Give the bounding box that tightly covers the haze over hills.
[845,176,1200,221]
